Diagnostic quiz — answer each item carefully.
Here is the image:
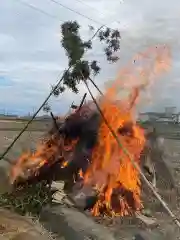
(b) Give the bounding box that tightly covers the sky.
[0,0,180,116]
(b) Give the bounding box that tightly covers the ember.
[10,45,171,217]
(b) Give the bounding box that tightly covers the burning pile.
[83,99,145,216]
[10,45,171,217]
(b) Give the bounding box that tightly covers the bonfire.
[10,45,171,218]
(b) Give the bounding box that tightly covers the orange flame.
[11,134,77,183]
[83,100,145,216]
[83,45,171,216]
[11,45,171,217]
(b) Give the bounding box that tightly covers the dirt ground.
[1,120,180,239]
[0,119,48,162]
[0,208,54,240]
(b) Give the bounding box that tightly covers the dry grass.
[0,208,55,239]
[0,119,51,131]
[0,181,53,216]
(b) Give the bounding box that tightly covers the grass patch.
[0,181,53,216]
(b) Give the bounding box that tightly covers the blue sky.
[0,0,180,116]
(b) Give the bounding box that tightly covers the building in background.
[138,106,180,124]
[165,107,176,117]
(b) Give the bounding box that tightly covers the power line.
[15,0,64,22]
[15,0,111,34]
[48,0,104,26]
[49,0,122,31]
[73,0,104,17]
[70,0,124,30]
[16,0,118,33]
[74,0,122,24]
[15,0,122,34]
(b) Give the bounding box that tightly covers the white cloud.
[0,0,180,115]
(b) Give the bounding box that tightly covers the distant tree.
[44,21,121,112]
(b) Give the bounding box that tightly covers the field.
[1,118,180,164]
[1,118,180,239]
[0,119,51,162]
